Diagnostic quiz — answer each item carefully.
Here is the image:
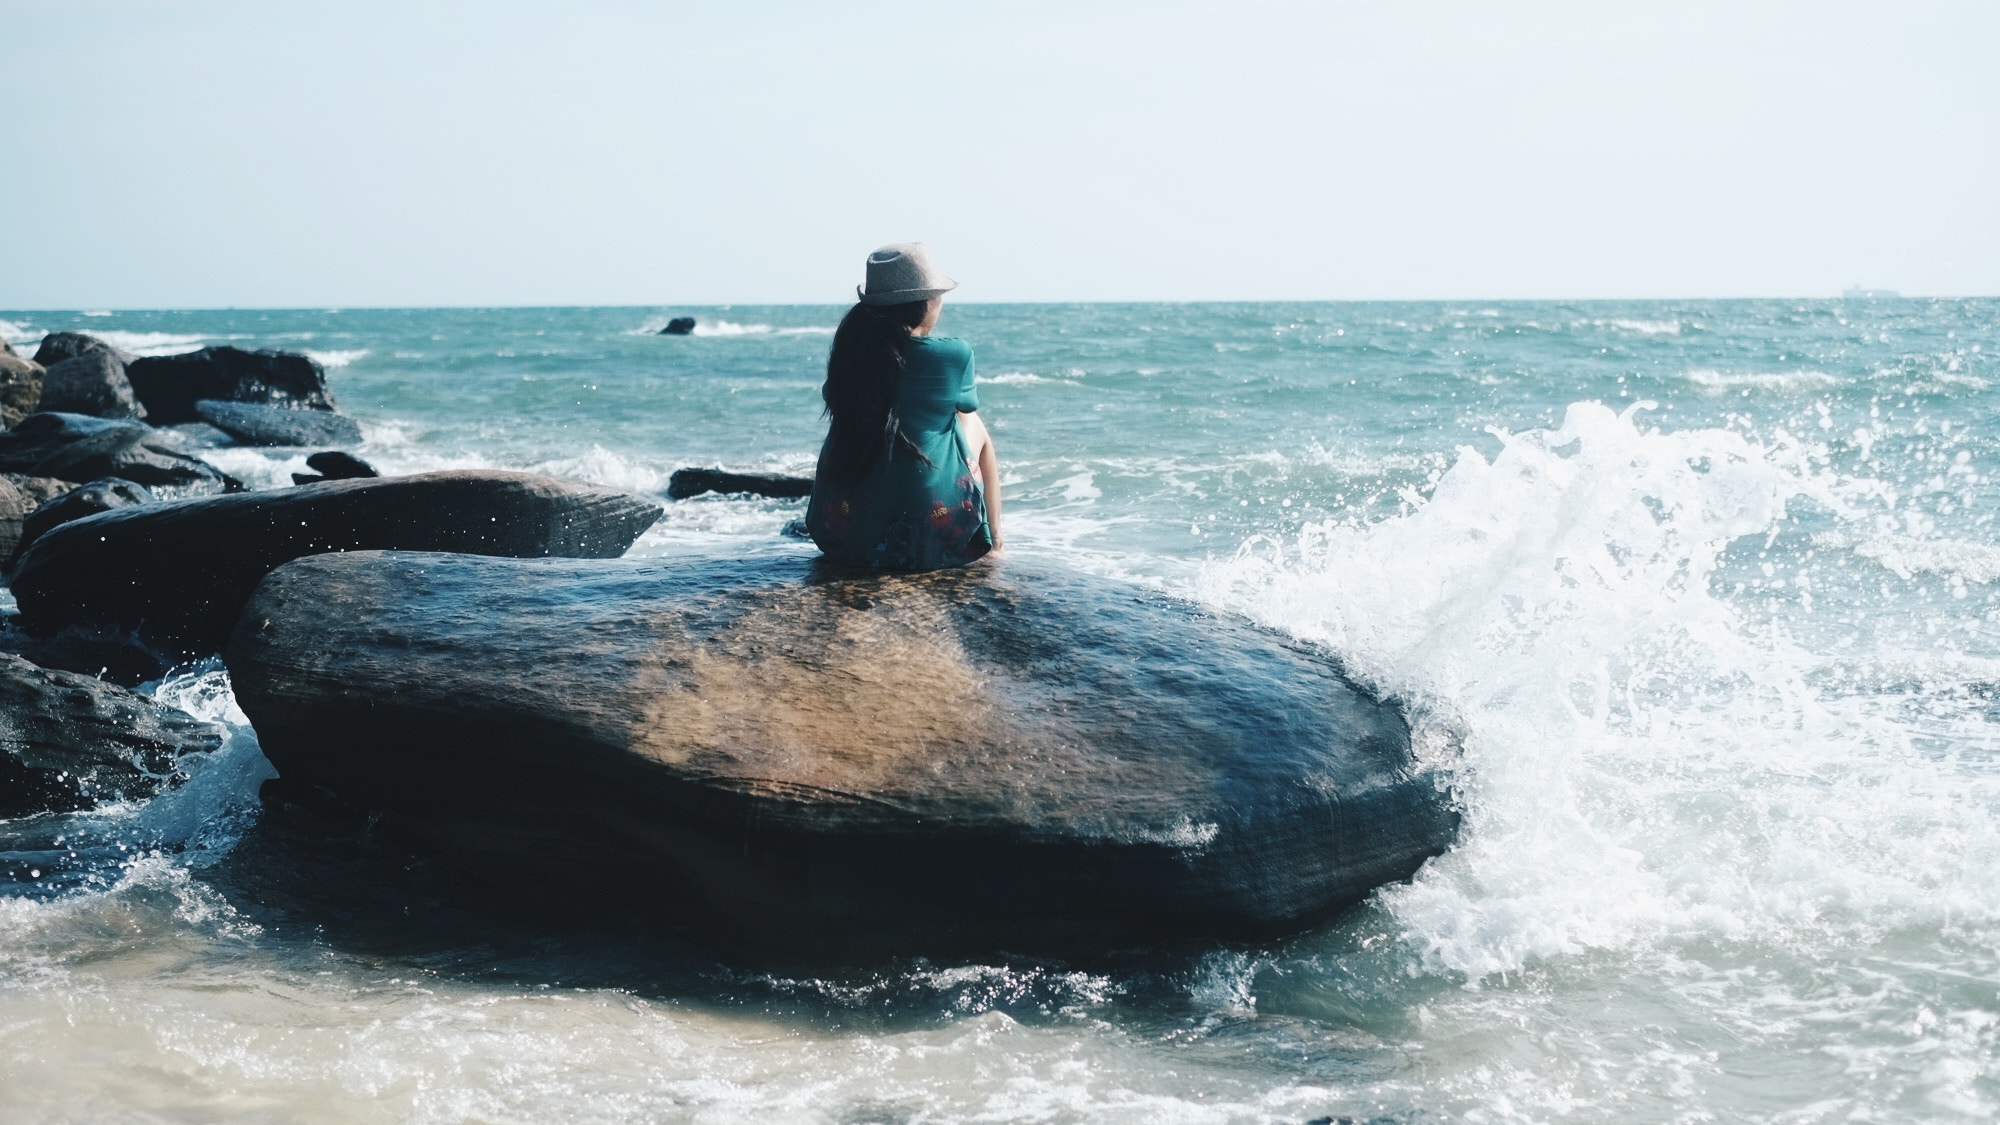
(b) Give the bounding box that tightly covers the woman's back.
[806,332,990,569]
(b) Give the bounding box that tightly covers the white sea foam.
[304,348,368,368]
[1685,368,1842,393]
[1815,529,2000,584]
[1597,317,1683,336]
[1200,401,2000,979]
[88,330,219,356]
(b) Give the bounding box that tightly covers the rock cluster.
[0,328,668,828]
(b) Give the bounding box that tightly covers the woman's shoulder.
[909,335,972,358]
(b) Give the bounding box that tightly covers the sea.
[1,299,1996,1123]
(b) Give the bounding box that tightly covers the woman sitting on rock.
[806,242,1002,569]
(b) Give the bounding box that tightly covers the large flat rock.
[225,551,1458,956]
[12,470,662,659]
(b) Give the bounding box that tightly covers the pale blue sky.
[4,0,1995,307]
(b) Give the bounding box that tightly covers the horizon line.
[1,293,1987,315]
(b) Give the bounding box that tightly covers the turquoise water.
[2,300,1998,1122]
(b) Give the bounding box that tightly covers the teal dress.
[807,336,993,569]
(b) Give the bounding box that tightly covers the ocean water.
[1,299,1996,1122]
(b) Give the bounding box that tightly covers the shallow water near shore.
[3,299,1998,1122]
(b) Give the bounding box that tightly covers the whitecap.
[304,348,368,368]
[1597,317,1683,335]
[1814,528,2000,584]
[1685,368,1842,393]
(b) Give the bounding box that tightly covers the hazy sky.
[4,0,1996,307]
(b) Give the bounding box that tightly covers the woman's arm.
[960,411,1002,552]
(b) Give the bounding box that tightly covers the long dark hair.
[819,299,931,483]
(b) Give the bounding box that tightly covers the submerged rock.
[12,470,663,659]
[659,317,697,335]
[39,350,146,419]
[31,331,133,368]
[0,652,225,817]
[291,450,378,486]
[126,346,336,424]
[667,467,814,500]
[226,551,1458,956]
[194,400,361,447]
[14,477,153,565]
[0,352,42,429]
[0,412,234,489]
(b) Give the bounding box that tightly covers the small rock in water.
[0,651,225,817]
[194,399,361,447]
[292,450,380,485]
[667,467,814,500]
[11,469,663,659]
[0,412,234,490]
[126,346,336,424]
[39,350,146,420]
[658,317,697,335]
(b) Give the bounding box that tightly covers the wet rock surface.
[0,413,234,489]
[15,477,154,565]
[0,352,42,429]
[668,467,814,500]
[12,470,663,659]
[31,332,134,368]
[194,399,362,447]
[126,346,336,424]
[0,652,225,817]
[225,551,1458,957]
[39,350,146,419]
[291,450,378,485]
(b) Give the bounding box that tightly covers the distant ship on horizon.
[1842,285,1901,299]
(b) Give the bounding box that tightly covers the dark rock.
[311,450,377,478]
[31,331,134,368]
[0,353,42,429]
[2,474,74,509]
[0,413,234,490]
[658,317,697,335]
[0,652,225,817]
[126,347,336,425]
[225,551,1458,957]
[38,350,146,419]
[15,478,154,565]
[1,473,76,574]
[292,450,379,485]
[667,467,814,501]
[13,470,663,660]
[194,400,361,447]
[0,337,13,357]
[0,620,177,686]
[0,477,24,568]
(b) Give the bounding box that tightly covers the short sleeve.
[955,342,979,412]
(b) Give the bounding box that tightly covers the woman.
[806,242,1002,569]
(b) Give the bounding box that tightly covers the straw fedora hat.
[856,242,958,306]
